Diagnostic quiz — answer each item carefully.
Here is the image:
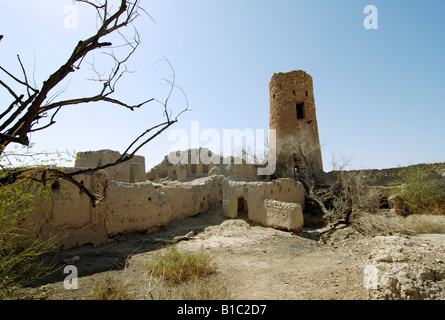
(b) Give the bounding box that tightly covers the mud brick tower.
[269,70,323,177]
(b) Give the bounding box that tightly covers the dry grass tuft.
[146,245,217,284]
[144,245,230,300]
[404,214,445,234]
[92,276,132,300]
[353,211,445,236]
[155,274,232,300]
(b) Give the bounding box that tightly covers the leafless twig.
[0,1,188,205]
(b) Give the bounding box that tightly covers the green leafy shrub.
[391,165,445,215]
[0,172,58,299]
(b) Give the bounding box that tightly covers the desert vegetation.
[0,171,59,299]
[146,245,217,284]
[92,276,132,300]
[91,244,228,300]
[390,164,445,215]
[143,245,230,300]
[283,132,444,238]
[310,162,445,238]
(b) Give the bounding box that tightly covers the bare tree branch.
[0,0,145,152]
[0,95,24,122]
[0,65,38,93]
[0,1,189,205]
[29,107,62,133]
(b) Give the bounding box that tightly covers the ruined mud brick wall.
[269,70,323,176]
[222,178,305,232]
[19,169,110,249]
[29,171,305,249]
[147,148,263,182]
[27,172,223,249]
[22,147,307,249]
[264,199,304,232]
[102,176,223,237]
[75,150,146,183]
[20,150,222,249]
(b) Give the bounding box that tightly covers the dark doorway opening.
[237,197,248,218]
[296,102,305,120]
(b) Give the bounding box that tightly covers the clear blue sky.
[1,0,444,171]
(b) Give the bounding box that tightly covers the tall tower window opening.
[296,102,305,120]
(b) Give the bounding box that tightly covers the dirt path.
[25,209,374,300]
[176,218,369,300]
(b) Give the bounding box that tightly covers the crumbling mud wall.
[75,149,146,183]
[19,169,108,249]
[101,176,223,238]
[28,172,223,249]
[222,178,305,232]
[21,150,306,249]
[147,148,263,182]
[264,199,304,232]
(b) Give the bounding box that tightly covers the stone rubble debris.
[363,235,445,300]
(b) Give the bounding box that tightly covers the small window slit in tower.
[296,102,305,120]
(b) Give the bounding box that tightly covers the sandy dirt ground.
[24,209,443,300]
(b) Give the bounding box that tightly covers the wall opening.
[191,164,197,174]
[237,197,248,218]
[296,102,305,120]
[51,181,60,191]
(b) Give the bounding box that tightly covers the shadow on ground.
[29,209,232,287]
